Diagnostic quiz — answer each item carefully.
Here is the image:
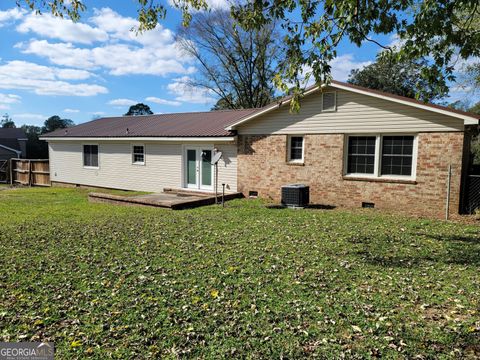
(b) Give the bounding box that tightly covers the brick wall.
[237,132,465,218]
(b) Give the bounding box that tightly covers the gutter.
[0,144,21,156]
[40,136,237,142]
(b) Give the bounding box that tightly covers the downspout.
[445,164,452,220]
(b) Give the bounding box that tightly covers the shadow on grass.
[424,233,480,244]
[356,232,480,267]
[265,204,336,210]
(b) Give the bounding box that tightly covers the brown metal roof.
[43,80,479,140]
[42,109,259,138]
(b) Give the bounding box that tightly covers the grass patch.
[0,187,479,358]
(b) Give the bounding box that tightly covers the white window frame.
[343,134,417,180]
[82,143,99,169]
[287,135,305,163]
[132,144,145,165]
[321,91,337,112]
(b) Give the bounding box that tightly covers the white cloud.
[63,108,80,113]
[167,76,216,104]
[0,93,21,110]
[145,96,181,106]
[13,113,45,120]
[0,93,21,104]
[17,12,108,44]
[12,113,46,126]
[108,98,138,106]
[0,60,108,96]
[330,54,372,81]
[21,39,196,77]
[90,111,106,116]
[18,40,96,69]
[0,8,25,27]
[18,7,196,77]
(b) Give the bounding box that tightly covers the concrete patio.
[88,189,243,209]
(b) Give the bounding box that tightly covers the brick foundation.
[237,133,465,218]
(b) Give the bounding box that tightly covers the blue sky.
[0,1,475,127]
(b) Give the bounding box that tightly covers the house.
[41,81,480,218]
[0,128,27,161]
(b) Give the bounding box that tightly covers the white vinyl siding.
[215,143,237,192]
[49,141,237,192]
[237,88,464,134]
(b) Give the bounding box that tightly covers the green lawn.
[0,187,479,359]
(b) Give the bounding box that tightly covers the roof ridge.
[95,108,260,120]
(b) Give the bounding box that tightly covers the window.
[381,136,414,176]
[345,135,416,178]
[347,136,376,174]
[83,145,98,168]
[322,92,336,112]
[288,136,304,162]
[132,145,145,164]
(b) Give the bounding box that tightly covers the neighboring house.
[41,81,480,218]
[0,128,27,161]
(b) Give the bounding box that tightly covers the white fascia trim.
[226,86,323,130]
[331,83,479,125]
[0,144,21,155]
[40,136,237,142]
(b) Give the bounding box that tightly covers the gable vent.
[322,92,336,112]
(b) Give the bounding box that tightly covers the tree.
[42,115,74,133]
[449,100,480,165]
[463,63,480,93]
[348,52,448,103]
[1,113,16,128]
[211,96,235,111]
[21,125,48,159]
[124,103,153,116]
[16,1,480,110]
[178,10,279,109]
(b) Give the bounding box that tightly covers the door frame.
[183,145,214,191]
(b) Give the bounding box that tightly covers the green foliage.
[348,52,448,102]
[449,101,480,164]
[211,96,235,111]
[124,103,153,116]
[21,125,48,159]
[20,116,75,158]
[0,187,479,358]
[43,115,74,133]
[470,138,480,165]
[464,63,480,92]
[21,0,86,22]
[15,1,480,111]
[1,113,16,128]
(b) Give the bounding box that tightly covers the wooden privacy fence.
[10,159,50,187]
[0,160,8,183]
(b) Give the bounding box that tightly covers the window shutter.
[322,92,336,111]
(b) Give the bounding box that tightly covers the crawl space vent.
[362,202,375,209]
